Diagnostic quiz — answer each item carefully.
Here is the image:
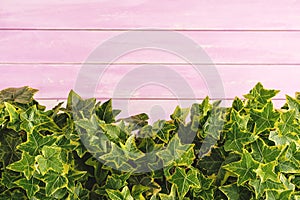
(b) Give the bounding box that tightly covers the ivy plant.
[0,83,299,199]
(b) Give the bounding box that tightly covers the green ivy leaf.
[35,146,64,175]
[250,102,280,134]
[169,167,200,199]
[43,172,68,197]
[17,130,57,156]
[251,138,282,163]
[152,120,176,143]
[15,177,40,198]
[157,134,194,167]
[224,123,256,153]
[106,186,134,200]
[159,184,177,200]
[255,162,279,183]
[249,179,285,199]
[244,82,279,108]
[7,151,35,180]
[219,183,253,200]
[67,90,96,119]
[4,102,22,131]
[223,150,259,185]
[286,95,300,120]
[0,86,38,104]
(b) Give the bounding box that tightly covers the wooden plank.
[1,31,300,64]
[1,0,300,30]
[0,64,298,99]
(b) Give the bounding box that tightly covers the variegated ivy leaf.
[277,142,300,173]
[66,169,87,192]
[7,151,35,180]
[157,134,194,167]
[265,190,293,200]
[0,86,38,104]
[35,146,64,175]
[19,105,61,133]
[42,172,68,197]
[249,179,285,199]
[223,150,259,185]
[255,162,279,183]
[191,173,215,200]
[228,109,250,130]
[106,186,134,200]
[105,173,131,190]
[286,95,300,120]
[4,102,22,131]
[170,106,190,127]
[95,99,120,123]
[131,184,149,200]
[17,130,57,156]
[250,102,280,134]
[168,167,200,199]
[15,177,40,198]
[219,183,253,200]
[244,82,279,108]
[99,142,133,172]
[0,129,22,167]
[0,170,21,189]
[152,120,176,143]
[159,184,177,200]
[232,97,244,112]
[120,135,144,160]
[224,122,256,153]
[67,90,96,119]
[251,138,282,163]
[269,110,300,146]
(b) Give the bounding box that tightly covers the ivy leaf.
[251,138,282,163]
[35,146,64,175]
[15,177,40,198]
[169,167,200,199]
[106,186,134,200]
[255,162,279,183]
[132,184,149,200]
[17,130,57,156]
[152,120,176,143]
[269,110,300,146]
[0,86,38,104]
[20,105,61,133]
[43,172,68,197]
[7,151,35,180]
[0,129,22,166]
[249,179,285,199]
[99,143,132,172]
[219,183,253,200]
[105,173,131,190]
[265,190,293,200]
[95,99,118,123]
[244,82,279,108]
[228,110,250,130]
[224,123,256,153]
[250,102,280,134]
[157,134,194,167]
[286,95,300,120]
[159,184,177,200]
[223,150,259,185]
[67,90,96,119]
[170,106,190,126]
[4,102,22,131]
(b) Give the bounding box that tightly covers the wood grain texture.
[1,0,300,30]
[0,64,298,99]
[0,31,300,64]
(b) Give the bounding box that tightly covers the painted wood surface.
[0,64,298,99]
[0,1,299,112]
[0,31,300,64]
[1,0,300,30]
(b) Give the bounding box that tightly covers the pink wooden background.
[0,0,299,117]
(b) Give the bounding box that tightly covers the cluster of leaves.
[0,83,300,199]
